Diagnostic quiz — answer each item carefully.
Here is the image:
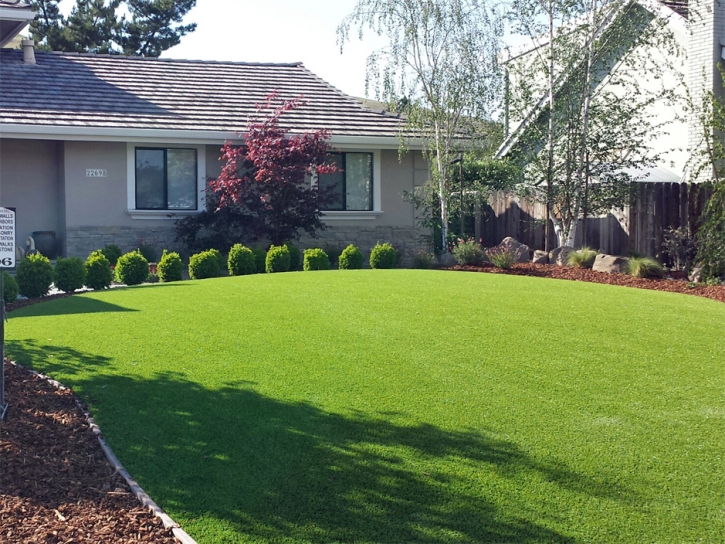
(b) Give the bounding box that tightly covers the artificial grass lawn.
[6,270,725,543]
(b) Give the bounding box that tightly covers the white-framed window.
[126,143,206,219]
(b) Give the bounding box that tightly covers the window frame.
[319,152,374,212]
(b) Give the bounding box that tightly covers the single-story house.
[0,2,430,260]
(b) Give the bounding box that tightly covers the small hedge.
[157,250,183,282]
[189,250,222,279]
[228,244,256,276]
[369,242,398,269]
[85,250,113,290]
[285,242,301,271]
[338,244,363,270]
[253,248,267,273]
[115,251,149,286]
[3,272,18,303]
[101,244,122,266]
[303,248,330,271]
[266,245,291,273]
[17,253,54,298]
[209,248,226,274]
[54,256,86,293]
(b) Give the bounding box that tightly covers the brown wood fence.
[480,182,712,259]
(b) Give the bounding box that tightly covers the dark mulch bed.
[0,362,176,544]
[447,262,725,304]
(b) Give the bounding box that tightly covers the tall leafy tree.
[28,0,196,56]
[338,0,503,251]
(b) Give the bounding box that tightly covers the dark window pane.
[136,149,165,209]
[345,153,372,211]
[319,153,344,210]
[167,149,197,210]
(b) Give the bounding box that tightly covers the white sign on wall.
[86,169,107,178]
[0,208,16,268]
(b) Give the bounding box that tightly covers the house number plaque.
[86,169,107,178]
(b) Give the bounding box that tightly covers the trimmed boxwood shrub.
[303,248,330,271]
[101,244,122,266]
[228,244,256,276]
[252,247,267,273]
[189,250,222,279]
[157,250,183,282]
[266,245,291,273]
[17,253,54,298]
[85,250,113,290]
[369,242,398,269]
[3,272,18,303]
[115,251,149,286]
[209,248,226,274]
[285,242,301,271]
[54,256,86,293]
[338,244,363,270]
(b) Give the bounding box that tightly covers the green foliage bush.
[567,247,598,268]
[411,251,435,269]
[338,244,363,270]
[452,238,484,265]
[266,245,291,273]
[369,242,398,269]
[3,272,18,303]
[116,251,149,286]
[324,246,342,267]
[101,244,122,266]
[17,253,54,298]
[253,247,267,273]
[208,248,226,274]
[285,242,301,271]
[189,250,222,279]
[157,250,183,282]
[85,250,113,290]
[486,246,515,269]
[54,256,86,293]
[228,244,256,276]
[137,243,158,263]
[303,248,330,271]
[626,256,664,278]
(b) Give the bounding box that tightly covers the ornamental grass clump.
[115,251,149,286]
[17,253,54,298]
[486,246,516,269]
[54,257,86,292]
[3,272,18,303]
[265,245,291,273]
[568,247,598,268]
[338,244,363,270]
[228,244,256,276]
[452,237,484,266]
[303,248,330,271]
[411,251,435,269]
[189,250,222,279]
[369,242,398,269]
[626,256,664,278]
[157,250,183,282]
[84,250,113,290]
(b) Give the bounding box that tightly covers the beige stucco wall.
[0,138,63,252]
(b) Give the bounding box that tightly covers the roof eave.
[0,6,36,48]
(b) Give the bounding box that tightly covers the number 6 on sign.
[0,207,16,269]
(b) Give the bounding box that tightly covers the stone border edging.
[7,360,198,544]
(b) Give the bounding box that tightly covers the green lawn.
[6,270,725,543]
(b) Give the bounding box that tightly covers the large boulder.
[549,246,574,266]
[499,237,530,263]
[532,250,549,264]
[439,252,458,267]
[592,254,627,274]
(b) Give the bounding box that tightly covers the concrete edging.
[8,361,197,544]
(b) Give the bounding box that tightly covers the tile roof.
[0,49,405,139]
[660,0,687,19]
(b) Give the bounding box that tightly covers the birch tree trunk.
[545,0,555,252]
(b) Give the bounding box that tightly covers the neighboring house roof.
[0,49,406,142]
[0,0,35,48]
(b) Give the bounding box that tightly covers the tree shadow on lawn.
[8,343,636,543]
[8,296,139,318]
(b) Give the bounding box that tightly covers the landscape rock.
[592,254,628,274]
[499,237,530,263]
[439,252,458,267]
[532,250,549,264]
[549,246,574,266]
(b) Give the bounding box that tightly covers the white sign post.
[0,207,16,420]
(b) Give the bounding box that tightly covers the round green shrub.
[266,245,291,273]
[285,242,301,271]
[54,256,86,293]
[157,250,183,282]
[252,247,267,273]
[17,253,54,298]
[189,250,222,279]
[101,244,122,266]
[303,248,330,271]
[369,242,398,269]
[115,251,149,286]
[228,244,256,276]
[3,272,18,303]
[208,248,226,274]
[338,244,363,270]
[85,250,113,290]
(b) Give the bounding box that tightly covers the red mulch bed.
[447,262,725,303]
[0,362,176,543]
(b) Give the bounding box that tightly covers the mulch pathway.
[0,362,177,543]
